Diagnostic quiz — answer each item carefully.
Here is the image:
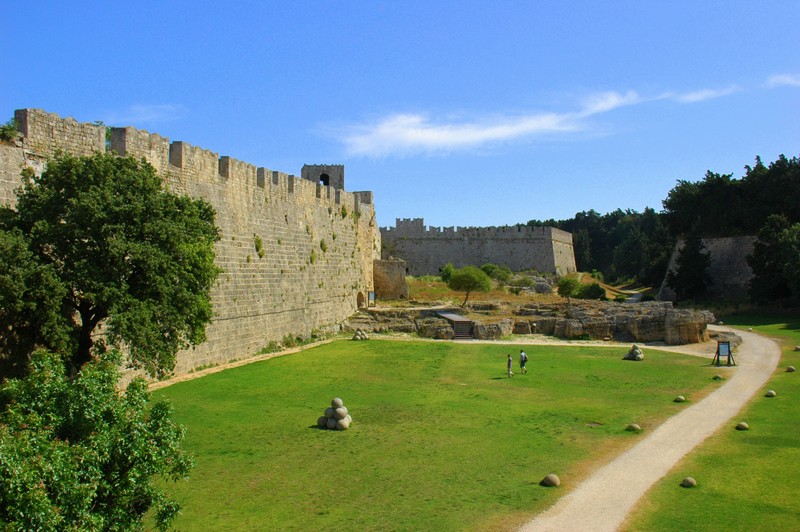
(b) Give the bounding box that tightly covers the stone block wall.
[373,258,409,300]
[658,236,756,301]
[0,109,380,375]
[380,218,576,276]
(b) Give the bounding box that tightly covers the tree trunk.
[71,301,101,373]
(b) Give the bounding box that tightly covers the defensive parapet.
[380,218,576,276]
[0,108,381,375]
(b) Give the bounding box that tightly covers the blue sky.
[3,1,798,229]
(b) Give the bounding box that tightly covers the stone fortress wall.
[380,218,577,277]
[658,236,756,301]
[0,109,380,375]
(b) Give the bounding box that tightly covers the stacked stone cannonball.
[317,397,353,430]
[352,329,369,341]
[623,344,644,361]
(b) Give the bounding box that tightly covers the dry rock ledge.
[518,326,780,532]
[346,301,718,345]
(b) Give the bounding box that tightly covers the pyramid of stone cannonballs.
[352,329,369,341]
[623,344,644,361]
[317,397,353,430]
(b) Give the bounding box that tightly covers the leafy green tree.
[0,228,70,377]
[747,215,800,303]
[783,224,800,304]
[0,349,192,531]
[0,152,221,378]
[528,207,673,286]
[666,230,712,301]
[662,155,800,238]
[447,266,492,306]
[440,262,454,284]
[557,277,580,302]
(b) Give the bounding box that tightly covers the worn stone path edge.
[519,326,781,532]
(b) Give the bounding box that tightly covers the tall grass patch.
[155,340,720,530]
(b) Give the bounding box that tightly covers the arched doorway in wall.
[357,292,366,308]
[319,173,330,186]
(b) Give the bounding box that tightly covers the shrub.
[0,118,18,142]
[440,263,454,283]
[254,235,265,258]
[480,263,512,284]
[576,282,607,300]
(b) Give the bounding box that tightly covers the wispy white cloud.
[334,85,740,158]
[100,104,187,127]
[765,73,800,88]
[340,112,579,157]
[667,86,739,103]
[578,90,642,115]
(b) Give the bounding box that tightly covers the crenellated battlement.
[383,218,572,243]
[11,109,370,214]
[380,218,576,276]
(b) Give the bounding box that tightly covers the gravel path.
[519,326,781,532]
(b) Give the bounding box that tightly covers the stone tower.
[302,164,344,189]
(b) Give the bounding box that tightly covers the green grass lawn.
[623,313,800,531]
[154,340,723,530]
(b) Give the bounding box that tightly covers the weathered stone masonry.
[0,109,380,375]
[381,218,576,276]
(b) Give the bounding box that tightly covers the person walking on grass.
[519,349,528,374]
[507,354,515,377]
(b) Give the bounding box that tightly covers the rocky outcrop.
[345,300,715,345]
[416,317,455,340]
[473,319,513,340]
[344,309,418,333]
[512,301,714,345]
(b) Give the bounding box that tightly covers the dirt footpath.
[519,326,781,532]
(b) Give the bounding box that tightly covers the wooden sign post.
[712,340,736,366]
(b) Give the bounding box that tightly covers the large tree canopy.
[662,155,800,237]
[747,214,800,304]
[666,230,712,301]
[0,152,221,378]
[0,349,192,530]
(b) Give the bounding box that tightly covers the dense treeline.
[527,207,673,287]
[526,154,800,294]
[662,155,800,236]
